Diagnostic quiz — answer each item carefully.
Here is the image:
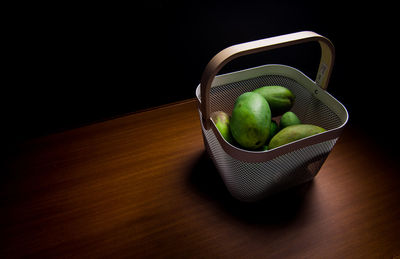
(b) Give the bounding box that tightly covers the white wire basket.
[195,31,348,202]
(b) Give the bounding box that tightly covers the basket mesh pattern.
[200,72,345,202]
[202,120,337,201]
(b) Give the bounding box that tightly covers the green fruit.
[211,111,233,144]
[262,145,269,151]
[230,92,271,150]
[253,85,295,116]
[269,124,326,149]
[280,111,301,129]
[266,120,279,143]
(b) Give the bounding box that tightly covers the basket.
[195,31,348,202]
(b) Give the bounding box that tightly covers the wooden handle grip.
[200,31,335,129]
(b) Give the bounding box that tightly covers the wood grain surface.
[1,99,399,258]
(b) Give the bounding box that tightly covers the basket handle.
[200,31,335,129]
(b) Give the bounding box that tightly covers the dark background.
[3,1,398,152]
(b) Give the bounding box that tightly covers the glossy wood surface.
[1,99,399,258]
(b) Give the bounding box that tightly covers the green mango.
[230,92,271,150]
[211,111,234,144]
[269,124,326,149]
[279,111,301,129]
[266,120,279,143]
[253,85,295,116]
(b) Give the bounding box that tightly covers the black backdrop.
[3,1,398,152]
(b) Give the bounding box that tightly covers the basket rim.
[196,64,349,163]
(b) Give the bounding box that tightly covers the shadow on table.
[188,151,315,226]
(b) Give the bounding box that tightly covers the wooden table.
[1,99,399,258]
